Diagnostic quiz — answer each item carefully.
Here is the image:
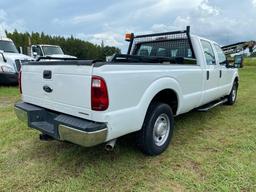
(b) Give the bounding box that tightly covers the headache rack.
[111,54,197,65]
[127,26,195,59]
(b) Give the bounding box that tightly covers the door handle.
[206,71,210,80]
[219,70,222,78]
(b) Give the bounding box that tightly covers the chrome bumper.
[15,106,28,125]
[58,125,107,147]
[14,102,108,147]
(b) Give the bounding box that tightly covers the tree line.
[5,30,121,60]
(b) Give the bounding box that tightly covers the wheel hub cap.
[153,114,170,146]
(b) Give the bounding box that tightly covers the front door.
[213,44,234,96]
[200,39,220,104]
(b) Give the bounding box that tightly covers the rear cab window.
[134,39,194,59]
[137,45,153,56]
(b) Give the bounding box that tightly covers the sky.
[0,0,255,51]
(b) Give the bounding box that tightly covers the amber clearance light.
[125,33,134,42]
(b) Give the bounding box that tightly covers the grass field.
[244,57,256,66]
[0,66,256,191]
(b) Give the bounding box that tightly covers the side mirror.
[223,60,229,67]
[234,55,244,68]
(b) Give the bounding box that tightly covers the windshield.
[0,40,19,53]
[42,46,64,55]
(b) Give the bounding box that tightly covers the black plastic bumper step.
[15,101,107,139]
[31,121,55,136]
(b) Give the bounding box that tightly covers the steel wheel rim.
[153,113,170,146]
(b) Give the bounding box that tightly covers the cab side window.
[201,40,216,65]
[214,44,227,65]
[32,46,43,56]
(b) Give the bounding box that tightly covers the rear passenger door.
[201,40,220,104]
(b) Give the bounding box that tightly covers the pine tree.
[5,30,120,59]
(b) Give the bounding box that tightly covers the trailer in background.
[222,41,256,57]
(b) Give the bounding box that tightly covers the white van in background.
[0,37,33,85]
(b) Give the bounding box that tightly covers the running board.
[197,98,228,112]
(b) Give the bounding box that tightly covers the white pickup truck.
[31,44,77,59]
[15,27,241,155]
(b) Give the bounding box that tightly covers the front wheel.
[136,102,174,156]
[226,81,238,105]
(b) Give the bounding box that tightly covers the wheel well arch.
[148,89,179,115]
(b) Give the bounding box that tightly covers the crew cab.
[31,44,76,59]
[15,27,241,155]
[0,37,32,85]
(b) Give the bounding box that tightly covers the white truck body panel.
[21,35,239,141]
[22,65,93,119]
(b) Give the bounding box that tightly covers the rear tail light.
[18,70,22,94]
[91,76,109,111]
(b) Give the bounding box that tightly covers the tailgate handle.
[43,70,52,79]
[43,85,53,93]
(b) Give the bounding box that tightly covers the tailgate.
[21,60,93,119]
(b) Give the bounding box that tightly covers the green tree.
[5,30,121,59]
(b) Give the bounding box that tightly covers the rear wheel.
[226,81,238,105]
[137,102,174,156]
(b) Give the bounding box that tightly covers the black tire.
[136,102,174,156]
[226,81,238,105]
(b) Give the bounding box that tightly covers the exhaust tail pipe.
[105,139,117,151]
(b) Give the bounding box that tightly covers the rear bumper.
[14,101,108,147]
[0,72,18,85]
